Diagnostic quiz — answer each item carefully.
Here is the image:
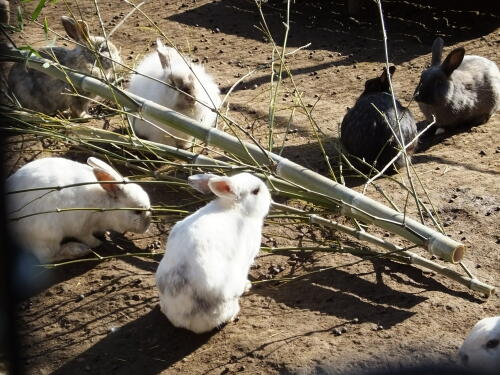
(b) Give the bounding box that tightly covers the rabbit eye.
[486,339,499,349]
[251,187,260,195]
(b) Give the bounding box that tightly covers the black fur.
[340,68,417,171]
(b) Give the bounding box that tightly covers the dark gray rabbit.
[7,16,122,117]
[340,66,417,171]
[415,37,500,133]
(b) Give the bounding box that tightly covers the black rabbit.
[340,66,417,172]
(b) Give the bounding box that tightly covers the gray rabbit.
[415,37,500,133]
[7,16,122,117]
[340,66,417,171]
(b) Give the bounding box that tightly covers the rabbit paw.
[58,241,91,260]
[244,279,252,294]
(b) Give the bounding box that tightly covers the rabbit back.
[156,203,262,333]
[6,158,106,261]
[418,55,500,128]
[8,37,121,116]
[341,92,417,169]
[8,47,80,114]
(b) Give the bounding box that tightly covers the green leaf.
[16,6,24,31]
[31,0,47,21]
[43,17,49,39]
[18,45,42,58]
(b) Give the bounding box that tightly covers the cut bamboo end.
[427,237,465,264]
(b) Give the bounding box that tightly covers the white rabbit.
[415,37,500,133]
[458,316,500,373]
[6,157,151,263]
[155,172,271,334]
[128,39,221,148]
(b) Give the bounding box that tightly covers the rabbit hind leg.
[56,241,91,261]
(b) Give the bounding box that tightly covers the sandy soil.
[2,0,500,374]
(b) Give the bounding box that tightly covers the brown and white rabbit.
[6,157,151,263]
[127,39,221,148]
[415,37,500,133]
[7,16,122,117]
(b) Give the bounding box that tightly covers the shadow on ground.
[51,306,214,375]
[253,256,481,329]
[169,0,499,63]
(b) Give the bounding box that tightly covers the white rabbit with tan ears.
[127,39,221,148]
[155,172,271,334]
[6,157,151,263]
[415,37,500,134]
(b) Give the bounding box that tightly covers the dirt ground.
[2,0,500,374]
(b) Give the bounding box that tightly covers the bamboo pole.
[0,49,464,263]
[272,203,494,296]
[4,118,495,295]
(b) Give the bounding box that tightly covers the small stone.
[332,328,342,336]
[352,317,359,323]
[479,150,486,156]
[340,326,348,333]
[109,326,119,333]
[77,294,85,301]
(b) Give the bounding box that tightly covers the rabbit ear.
[441,47,465,77]
[87,157,124,196]
[188,173,217,194]
[156,39,170,69]
[208,177,238,200]
[93,168,121,196]
[377,66,395,91]
[61,16,90,44]
[431,37,444,66]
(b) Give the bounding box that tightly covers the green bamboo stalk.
[272,203,494,296]
[5,117,494,295]
[0,49,464,263]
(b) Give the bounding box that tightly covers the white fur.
[458,316,500,373]
[155,173,271,334]
[127,41,221,148]
[6,157,151,263]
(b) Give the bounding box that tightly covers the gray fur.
[7,17,122,117]
[191,292,220,316]
[431,37,444,66]
[157,263,189,296]
[415,38,500,129]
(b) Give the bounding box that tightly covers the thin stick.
[271,202,495,296]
